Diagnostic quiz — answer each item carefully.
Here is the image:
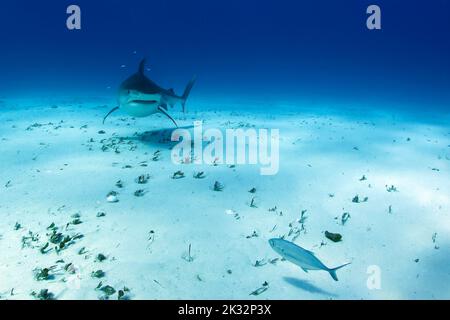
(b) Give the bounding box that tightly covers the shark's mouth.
[129,99,158,104]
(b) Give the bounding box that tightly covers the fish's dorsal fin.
[138,58,146,75]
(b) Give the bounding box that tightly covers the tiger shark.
[103,59,196,127]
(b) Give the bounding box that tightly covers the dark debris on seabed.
[5,113,445,300]
[10,209,132,300]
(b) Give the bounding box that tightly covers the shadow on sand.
[283,277,337,298]
[127,125,194,146]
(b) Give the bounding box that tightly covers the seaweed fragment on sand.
[432,232,439,250]
[341,212,351,225]
[47,222,57,231]
[96,211,106,218]
[213,181,224,191]
[193,171,206,179]
[249,197,257,208]
[91,270,105,278]
[139,160,148,167]
[21,231,40,249]
[64,263,77,274]
[34,266,56,281]
[172,170,185,179]
[250,282,269,296]
[55,233,83,253]
[134,189,147,197]
[152,150,161,161]
[325,231,342,242]
[269,258,279,265]
[136,174,150,184]
[352,195,368,203]
[115,180,124,188]
[95,253,107,262]
[106,191,119,203]
[246,230,259,239]
[99,285,116,297]
[182,244,194,262]
[253,259,267,267]
[31,289,55,300]
[48,228,64,244]
[287,216,306,241]
[386,185,399,192]
[147,230,155,248]
[118,287,131,300]
[40,242,52,254]
[299,210,308,224]
[70,217,83,225]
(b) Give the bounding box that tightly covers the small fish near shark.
[103,59,196,127]
[269,238,350,281]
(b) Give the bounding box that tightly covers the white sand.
[0,97,449,300]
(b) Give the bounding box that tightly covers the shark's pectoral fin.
[103,106,120,124]
[301,267,309,273]
[157,106,178,128]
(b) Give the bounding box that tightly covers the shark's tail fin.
[328,263,351,281]
[181,76,196,113]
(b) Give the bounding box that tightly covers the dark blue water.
[0,0,449,110]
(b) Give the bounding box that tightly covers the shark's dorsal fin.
[139,58,146,75]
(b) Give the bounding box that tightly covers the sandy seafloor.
[0,96,449,300]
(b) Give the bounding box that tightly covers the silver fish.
[269,238,350,281]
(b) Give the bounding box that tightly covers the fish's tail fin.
[181,76,196,113]
[328,263,351,281]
